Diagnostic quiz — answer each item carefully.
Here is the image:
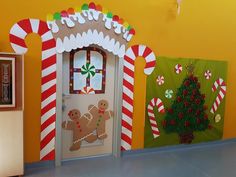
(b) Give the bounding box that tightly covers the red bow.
[99,109,105,114]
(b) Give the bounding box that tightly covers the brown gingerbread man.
[62,109,97,151]
[88,100,113,140]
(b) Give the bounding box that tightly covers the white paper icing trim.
[55,30,126,58]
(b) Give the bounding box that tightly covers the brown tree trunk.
[179,132,194,144]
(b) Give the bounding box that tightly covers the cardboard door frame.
[55,52,123,166]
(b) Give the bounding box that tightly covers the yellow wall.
[1,0,236,162]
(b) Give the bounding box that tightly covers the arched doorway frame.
[9,2,157,165]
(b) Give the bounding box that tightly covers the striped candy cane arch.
[121,45,156,150]
[9,19,57,160]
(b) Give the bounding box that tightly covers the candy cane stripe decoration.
[121,45,156,150]
[10,19,57,161]
[147,98,165,138]
[210,78,227,114]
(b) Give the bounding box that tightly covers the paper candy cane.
[9,19,57,161]
[121,45,156,151]
[210,78,226,114]
[147,98,165,138]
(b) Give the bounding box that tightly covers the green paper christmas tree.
[162,64,210,144]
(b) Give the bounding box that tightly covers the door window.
[69,47,107,94]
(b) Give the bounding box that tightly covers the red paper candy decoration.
[178,112,184,119]
[197,118,201,124]
[184,121,190,127]
[118,18,124,24]
[162,120,167,127]
[184,101,189,107]
[129,28,136,35]
[168,108,174,114]
[177,96,182,102]
[61,10,69,17]
[96,4,102,11]
[188,108,193,113]
[183,90,188,96]
[170,120,176,125]
[195,98,200,105]
[195,110,201,116]
[67,8,75,15]
[190,95,195,101]
[113,15,119,22]
[89,2,96,9]
[184,80,190,86]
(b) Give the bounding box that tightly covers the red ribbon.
[99,109,105,114]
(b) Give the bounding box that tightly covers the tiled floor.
[25,141,236,177]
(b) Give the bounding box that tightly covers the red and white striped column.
[9,19,57,160]
[121,45,156,150]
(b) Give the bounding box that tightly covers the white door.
[61,47,116,160]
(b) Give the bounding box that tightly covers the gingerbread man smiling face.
[68,109,81,120]
[98,100,109,114]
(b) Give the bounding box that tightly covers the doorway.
[56,46,123,163]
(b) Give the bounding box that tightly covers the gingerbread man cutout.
[62,109,97,151]
[88,100,113,139]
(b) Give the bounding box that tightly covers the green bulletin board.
[145,57,227,148]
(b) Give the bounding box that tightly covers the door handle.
[62,94,71,112]
[62,93,72,99]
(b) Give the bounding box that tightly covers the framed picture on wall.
[0,56,16,108]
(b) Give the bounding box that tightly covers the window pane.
[74,51,86,68]
[90,51,103,70]
[90,73,103,90]
[73,73,86,90]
